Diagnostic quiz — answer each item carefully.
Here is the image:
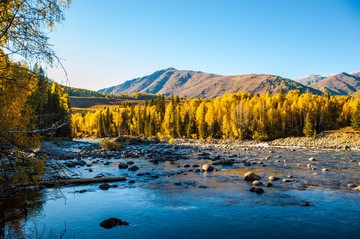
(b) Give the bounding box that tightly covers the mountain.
[99,68,321,98]
[310,72,360,95]
[294,74,326,86]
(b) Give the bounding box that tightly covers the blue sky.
[47,0,360,91]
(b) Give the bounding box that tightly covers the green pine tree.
[351,102,360,130]
[303,114,315,137]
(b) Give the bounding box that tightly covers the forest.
[71,91,360,141]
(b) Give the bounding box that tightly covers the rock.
[136,173,145,176]
[322,168,329,172]
[282,178,295,182]
[313,173,319,175]
[252,180,262,186]
[118,162,129,169]
[268,176,279,181]
[183,164,190,168]
[194,168,201,173]
[243,172,261,181]
[249,187,256,192]
[303,202,311,207]
[309,157,317,161]
[202,164,215,172]
[244,161,251,166]
[255,187,264,194]
[192,164,200,167]
[348,184,356,187]
[287,175,293,178]
[212,160,221,165]
[100,218,129,229]
[129,165,139,171]
[104,162,111,166]
[128,180,135,184]
[344,145,350,150]
[127,161,134,165]
[264,182,273,187]
[174,182,182,186]
[354,186,360,191]
[221,159,234,165]
[99,183,111,190]
[199,185,208,188]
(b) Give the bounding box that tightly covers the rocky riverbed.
[1,136,360,238]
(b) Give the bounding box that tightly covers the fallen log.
[24,176,127,188]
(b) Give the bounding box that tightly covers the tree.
[303,114,316,137]
[0,0,71,65]
[351,102,360,130]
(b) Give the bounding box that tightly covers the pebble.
[243,172,261,181]
[255,187,264,194]
[202,164,215,172]
[269,176,280,181]
[282,178,295,182]
[252,180,263,186]
[264,182,273,187]
[348,184,356,187]
[354,186,360,191]
[128,180,135,184]
[322,168,329,172]
[309,157,317,161]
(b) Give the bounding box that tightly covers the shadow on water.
[0,189,46,238]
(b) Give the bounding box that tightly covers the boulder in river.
[268,176,279,181]
[100,218,129,229]
[129,165,139,171]
[99,183,111,190]
[202,164,215,172]
[118,162,128,169]
[252,180,262,186]
[243,172,261,181]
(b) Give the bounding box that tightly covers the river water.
[1,141,360,238]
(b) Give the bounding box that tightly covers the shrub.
[168,138,177,143]
[100,139,124,151]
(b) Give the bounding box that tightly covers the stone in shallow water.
[202,164,214,172]
[100,218,129,229]
[118,162,128,169]
[255,187,264,194]
[268,176,279,181]
[243,172,261,181]
[99,183,111,190]
[348,184,356,187]
[264,182,273,187]
[252,180,262,186]
[309,157,317,161]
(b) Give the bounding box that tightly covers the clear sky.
[47,0,360,91]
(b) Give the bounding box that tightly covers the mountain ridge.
[99,68,322,98]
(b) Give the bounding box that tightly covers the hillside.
[310,72,360,95]
[294,74,326,86]
[99,68,321,98]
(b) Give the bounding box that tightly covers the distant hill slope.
[99,68,321,98]
[294,74,326,86]
[310,72,360,95]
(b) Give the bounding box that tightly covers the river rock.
[309,157,317,161]
[243,172,261,181]
[129,165,139,171]
[322,168,329,172]
[348,183,356,187]
[100,218,129,229]
[118,162,128,169]
[202,164,215,172]
[252,180,262,186]
[269,176,280,181]
[282,178,295,182]
[255,187,264,194]
[99,183,111,190]
[354,186,360,191]
[128,180,135,184]
[249,187,256,192]
[127,161,134,165]
[264,182,273,187]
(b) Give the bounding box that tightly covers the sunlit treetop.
[0,0,71,66]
